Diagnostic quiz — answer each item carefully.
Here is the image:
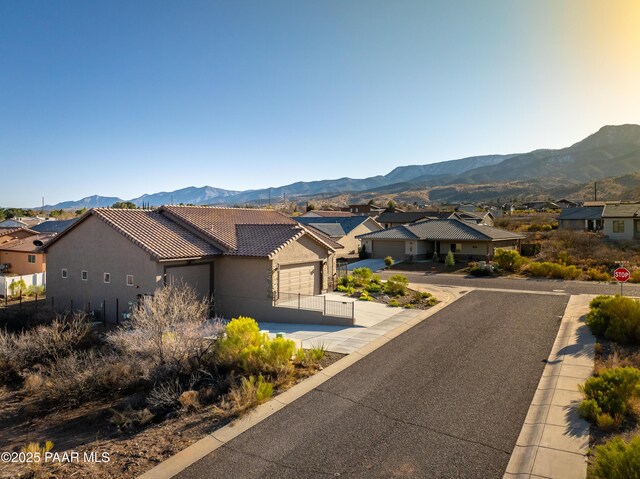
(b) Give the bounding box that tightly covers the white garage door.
[372,240,405,260]
[279,263,320,296]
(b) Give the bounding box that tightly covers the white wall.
[0,272,46,298]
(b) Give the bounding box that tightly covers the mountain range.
[40,124,640,210]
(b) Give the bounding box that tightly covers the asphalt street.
[176,290,568,479]
[379,270,640,296]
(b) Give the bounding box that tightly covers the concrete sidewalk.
[504,294,595,479]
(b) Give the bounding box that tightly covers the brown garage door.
[372,240,405,260]
[279,263,321,296]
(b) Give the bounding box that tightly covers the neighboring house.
[602,203,640,240]
[0,219,28,228]
[31,218,79,234]
[0,234,51,275]
[45,206,341,324]
[298,210,355,218]
[457,203,479,213]
[556,199,579,209]
[557,207,604,232]
[451,211,495,227]
[520,201,561,211]
[341,204,386,216]
[377,211,451,228]
[295,216,383,258]
[357,219,525,261]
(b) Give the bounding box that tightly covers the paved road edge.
[138,289,463,479]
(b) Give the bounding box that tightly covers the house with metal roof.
[557,207,603,232]
[31,218,79,234]
[602,203,640,240]
[45,206,350,325]
[376,211,452,228]
[357,218,525,261]
[295,215,383,258]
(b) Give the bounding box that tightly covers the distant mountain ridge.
[37,124,640,209]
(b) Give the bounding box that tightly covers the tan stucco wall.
[603,218,635,240]
[273,234,336,291]
[46,215,164,322]
[337,220,383,257]
[0,250,45,275]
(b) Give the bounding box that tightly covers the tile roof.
[358,219,524,241]
[0,227,39,239]
[558,207,604,221]
[88,209,223,260]
[0,234,55,253]
[602,203,640,218]
[161,206,338,257]
[377,211,454,224]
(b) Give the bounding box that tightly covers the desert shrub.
[586,295,640,344]
[403,304,414,309]
[586,268,612,282]
[110,406,154,431]
[216,316,295,377]
[107,283,221,373]
[8,278,27,298]
[388,299,401,307]
[384,256,394,267]
[526,262,581,280]
[444,251,455,268]
[578,367,640,425]
[24,351,148,407]
[371,275,382,285]
[595,412,618,430]
[213,375,274,418]
[629,270,640,283]
[21,440,54,476]
[294,344,326,368]
[0,313,92,384]
[147,378,183,412]
[358,291,373,301]
[469,266,491,276]
[351,267,373,287]
[365,282,382,293]
[384,275,408,296]
[336,284,349,292]
[26,284,45,296]
[590,435,640,479]
[178,390,201,411]
[493,249,524,272]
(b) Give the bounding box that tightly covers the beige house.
[358,218,524,261]
[0,228,50,275]
[602,203,640,240]
[295,216,382,258]
[45,206,345,324]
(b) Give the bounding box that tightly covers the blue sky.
[1,0,639,207]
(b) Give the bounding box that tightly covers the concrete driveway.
[346,258,390,272]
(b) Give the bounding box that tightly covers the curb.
[503,294,595,479]
[138,289,463,479]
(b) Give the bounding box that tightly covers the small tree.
[384,256,394,267]
[9,279,27,299]
[445,251,455,268]
[359,244,368,260]
[112,201,138,209]
[493,249,524,272]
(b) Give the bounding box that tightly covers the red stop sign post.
[614,267,631,296]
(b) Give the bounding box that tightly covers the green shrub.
[493,249,524,272]
[358,291,373,301]
[364,282,382,293]
[384,256,394,267]
[578,367,640,423]
[445,251,455,268]
[630,270,640,284]
[351,267,373,287]
[403,304,414,309]
[384,275,408,296]
[469,266,491,276]
[388,299,401,307]
[371,275,382,285]
[585,295,640,344]
[590,435,640,479]
[214,375,274,418]
[586,268,612,282]
[8,279,27,298]
[526,261,581,280]
[217,317,296,376]
[337,275,352,287]
[336,284,349,292]
[26,284,46,296]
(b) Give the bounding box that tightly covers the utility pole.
[594,182,597,201]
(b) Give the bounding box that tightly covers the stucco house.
[357,218,524,261]
[602,203,640,240]
[45,206,344,324]
[558,207,603,232]
[341,204,386,216]
[295,216,383,258]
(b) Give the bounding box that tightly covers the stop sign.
[614,267,631,282]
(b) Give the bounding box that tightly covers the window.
[103,272,111,283]
[450,243,462,253]
[613,220,625,233]
[61,268,68,279]
[81,270,88,281]
[126,275,134,286]
[27,255,36,263]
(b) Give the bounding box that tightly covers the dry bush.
[23,350,148,407]
[178,390,201,411]
[110,406,154,431]
[147,378,183,412]
[107,283,223,374]
[213,375,274,418]
[0,313,92,385]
